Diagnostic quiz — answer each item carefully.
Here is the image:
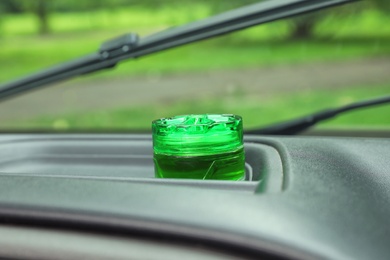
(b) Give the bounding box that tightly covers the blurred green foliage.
[1,2,389,83]
[0,0,387,39]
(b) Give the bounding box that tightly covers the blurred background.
[0,0,389,132]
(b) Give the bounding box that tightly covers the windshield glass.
[0,0,389,133]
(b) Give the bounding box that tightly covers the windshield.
[0,0,389,133]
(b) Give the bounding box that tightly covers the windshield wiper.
[0,0,356,101]
[245,95,390,135]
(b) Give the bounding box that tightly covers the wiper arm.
[0,0,356,101]
[245,95,390,135]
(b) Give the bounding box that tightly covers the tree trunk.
[290,16,317,40]
[36,0,50,35]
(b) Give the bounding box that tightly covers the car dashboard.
[0,134,389,259]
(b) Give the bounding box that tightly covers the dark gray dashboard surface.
[0,135,283,192]
[0,134,389,259]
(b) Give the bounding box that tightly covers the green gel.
[152,114,245,180]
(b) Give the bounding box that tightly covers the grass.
[4,83,389,131]
[2,36,390,84]
[1,6,390,83]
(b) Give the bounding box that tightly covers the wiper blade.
[245,95,390,135]
[0,0,356,101]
